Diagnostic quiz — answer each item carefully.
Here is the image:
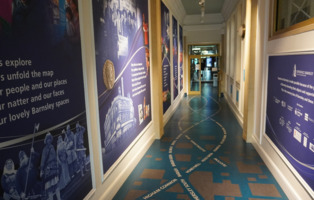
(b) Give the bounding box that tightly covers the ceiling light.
[198,0,205,6]
[198,0,205,22]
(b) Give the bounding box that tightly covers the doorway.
[189,57,201,94]
[188,44,220,95]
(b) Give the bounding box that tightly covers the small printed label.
[287,105,293,111]
[294,108,302,118]
[303,136,308,148]
[279,117,285,126]
[310,143,314,153]
[281,101,286,107]
[305,113,309,121]
[286,121,292,133]
[273,96,280,104]
[293,129,302,143]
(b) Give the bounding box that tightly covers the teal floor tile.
[113,83,288,200]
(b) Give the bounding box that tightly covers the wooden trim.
[187,44,221,95]
[269,0,277,38]
[188,54,220,58]
[270,18,314,40]
[187,56,201,95]
[188,43,220,46]
[188,43,220,56]
[150,0,164,138]
[269,0,314,40]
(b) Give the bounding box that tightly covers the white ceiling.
[164,0,239,26]
[181,0,226,15]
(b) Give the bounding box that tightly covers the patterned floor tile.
[113,84,288,200]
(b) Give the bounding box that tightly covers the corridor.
[113,83,288,200]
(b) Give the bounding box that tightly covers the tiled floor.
[114,83,288,200]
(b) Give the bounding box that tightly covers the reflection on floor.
[190,81,200,91]
[114,83,288,200]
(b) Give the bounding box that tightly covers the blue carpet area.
[114,83,288,200]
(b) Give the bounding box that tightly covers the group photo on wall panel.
[91,0,151,176]
[0,0,93,200]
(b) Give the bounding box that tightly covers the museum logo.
[293,64,314,77]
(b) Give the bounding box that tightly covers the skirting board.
[224,94,243,127]
[163,92,184,125]
[99,126,156,200]
[251,135,312,200]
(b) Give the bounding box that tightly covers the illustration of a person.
[51,0,60,25]
[12,0,49,38]
[64,125,77,178]
[12,0,30,34]
[142,14,148,46]
[69,0,80,43]
[145,48,150,76]
[163,89,170,103]
[15,149,41,200]
[190,59,195,81]
[65,6,75,38]
[0,0,13,35]
[40,132,61,200]
[195,61,200,80]
[57,135,70,190]
[1,159,19,200]
[142,14,150,75]
[75,122,87,177]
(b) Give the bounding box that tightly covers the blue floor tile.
[114,83,288,200]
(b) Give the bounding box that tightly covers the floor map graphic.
[266,54,314,193]
[92,0,151,175]
[0,0,93,199]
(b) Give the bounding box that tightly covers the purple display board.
[172,16,178,100]
[92,0,151,175]
[179,25,183,91]
[161,2,171,113]
[0,1,93,199]
[266,54,314,194]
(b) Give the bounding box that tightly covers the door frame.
[187,43,220,95]
[188,55,202,95]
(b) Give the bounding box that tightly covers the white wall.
[184,28,222,44]
[251,0,314,199]
[222,0,245,126]
[183,11,224,44]
[222,0,314,199]
[184,13,224,25]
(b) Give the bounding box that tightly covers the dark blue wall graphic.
[179,25,183,92]
[0,1,93,199]
[172,16,178,100]
[266,54,314,193]
[92,0,151,176]
[161,2,171,113]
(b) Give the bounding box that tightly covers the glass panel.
[200,57,219,82]
[190,58,200,92]
[189,45,219,55]
[276,0,314,31]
